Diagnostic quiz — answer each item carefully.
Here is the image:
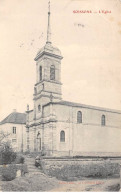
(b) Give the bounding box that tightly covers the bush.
[14,156,25,164]
[0,155,2,165]
[0,143,16,165]
[19,156,25,164]
[23,151,30,155]
[2,165,16,181]
[42,160,120,181]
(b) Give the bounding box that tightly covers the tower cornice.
[34,50,63,61]
[35,79,62,86]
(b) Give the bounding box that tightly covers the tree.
[0,131,11,148]
[0,132,16,165]
[0,142,16,164]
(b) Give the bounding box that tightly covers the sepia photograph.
[0,0,121,192]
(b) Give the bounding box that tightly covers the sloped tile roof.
[44,100,121,114]
[0,112,26,125]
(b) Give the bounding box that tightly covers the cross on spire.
[46,1,51,44]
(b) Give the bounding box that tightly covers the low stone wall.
[51,151,121,157]
[41,158,120,181]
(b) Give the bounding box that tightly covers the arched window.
[60,130,65,142]
[77,111,82,123]
[50,65,55,80]
[101,115,106,126]
[38,105,41,112]
[39,66,42,81]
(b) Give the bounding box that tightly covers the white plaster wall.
[0,123,27,152]
[53,104,121,154]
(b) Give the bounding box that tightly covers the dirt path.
[51,178,120,192]
[0,156,59,191]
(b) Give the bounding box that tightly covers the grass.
[0,156,120,192]
[0,172,59,191]
[107,183,120,191]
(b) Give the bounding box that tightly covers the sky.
[0,0,121,121]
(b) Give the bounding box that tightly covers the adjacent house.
[0,110,26,152]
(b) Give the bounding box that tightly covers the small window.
[13,127,16,134]
[38,105,41,112]
[50,65,55,80]
[60,130,65,142]
[42,83,44,90]
[101,115,106,126]
[77,111,82,123]
[12,139,16,143]
[39,66,42,81]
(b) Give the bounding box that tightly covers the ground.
[0,156,120,192]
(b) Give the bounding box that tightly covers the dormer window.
[50,65,55,80]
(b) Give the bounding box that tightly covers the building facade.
[0,111,27,152]
[26,4,121,156]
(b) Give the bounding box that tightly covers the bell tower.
[33,1,63,119]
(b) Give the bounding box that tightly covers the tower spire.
[46,1,51,44]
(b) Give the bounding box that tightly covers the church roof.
[0,112,26,125]
[34,43,62,61]
[44,100,121,114]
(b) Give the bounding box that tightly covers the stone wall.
[41,158,120,181]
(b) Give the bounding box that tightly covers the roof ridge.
[43,100,121,114]
[61,100,121,113]
[0,112,26,125]
[0,112,14,124]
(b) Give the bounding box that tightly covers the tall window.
[101,115,106,126]
[39,66,42,81]
[50,65,55,80]
[42,83,44,90]
[38,105,41,112]
[77,111,82,123]
[13,127,16,134]
[60,130,65,142]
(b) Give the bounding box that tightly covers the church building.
[26,3,121,157]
